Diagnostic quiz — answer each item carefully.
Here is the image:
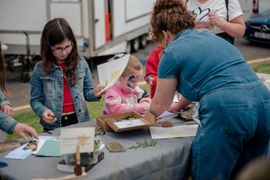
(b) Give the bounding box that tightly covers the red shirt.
[58,63,76,113]
[144,46,164,98]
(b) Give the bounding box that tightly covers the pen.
[44,130,52,134]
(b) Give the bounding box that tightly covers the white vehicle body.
[239,0,270,20]
[0,0,155,58]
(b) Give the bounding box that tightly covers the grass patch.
[250,61,270,74]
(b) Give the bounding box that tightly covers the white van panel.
[0,0,47,31]
[93,0,106,49]
[125,0,154,21]
[112,0,154,38]
[50,2,82,36]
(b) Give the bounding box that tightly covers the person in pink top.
[103,55,151,115]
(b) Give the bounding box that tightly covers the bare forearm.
[219,21,245,37]
[150,98,171,117]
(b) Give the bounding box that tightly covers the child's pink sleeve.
[103,93,146,115]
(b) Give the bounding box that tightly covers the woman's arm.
[208,13,245,37]
[150,78,177,117]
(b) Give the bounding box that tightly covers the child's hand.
[13,123,38,140]
[145,75,154,86]
[42,109,56,124]
[94,84,106,98]
[141,102,150,111]
[1,104,15,117]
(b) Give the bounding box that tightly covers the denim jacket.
[30,57,98,130]
[0,89,17,133]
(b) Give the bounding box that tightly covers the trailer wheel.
[131,38,140,52]
[21,70,31,82]
[139,35,147,49]
[126,41,132,54]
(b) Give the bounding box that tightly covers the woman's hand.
[42,109,56,124]
[208,12,225,27]
[13,123,38,140]
[168,102,182,112]
[1,104,15,117]
[195,21,212,29]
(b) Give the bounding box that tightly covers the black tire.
[126,41,131,54]
[21,70,31,82]
[131,38,140,52]
[139,35,147,49]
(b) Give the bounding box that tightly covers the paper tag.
[113,119,145,129]
[106,141,126,152]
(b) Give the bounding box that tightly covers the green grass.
[251,61,270,74]
[7,84,150,141]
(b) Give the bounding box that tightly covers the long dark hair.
[40,18,80,85]
[0,43,8,94]
[150,0,195,42]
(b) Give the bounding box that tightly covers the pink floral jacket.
[103,81,151,115]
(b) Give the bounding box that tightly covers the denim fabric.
[0,89,16,133]
[0,89,11,106]
[0,111,17,134]
[158,29,259,102]
[30,57,98,130]
[193,82,270,180]
[158,29,270,179]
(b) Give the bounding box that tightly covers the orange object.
[105,12,111,42]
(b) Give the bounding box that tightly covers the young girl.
[103,55,151,115]
[0,43,37,140]
[30,18,104,131]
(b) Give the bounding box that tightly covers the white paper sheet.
[150,124,198,139]
[173,94,179,103]
[60,127,95,155]
[5,144,32,160]
[97,54,129,94]
[113,119,145,129]
[5,136,58,159]
[156,111,179,120]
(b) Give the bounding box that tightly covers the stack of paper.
[35,139,61,157]
[150,124,198,139]
[5,136,60,159]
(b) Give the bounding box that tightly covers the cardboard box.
[96,112,155,132]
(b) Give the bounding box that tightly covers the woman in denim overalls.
[149,0,270,179]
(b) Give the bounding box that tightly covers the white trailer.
[239,0,270,20]
[0,0,155,81]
